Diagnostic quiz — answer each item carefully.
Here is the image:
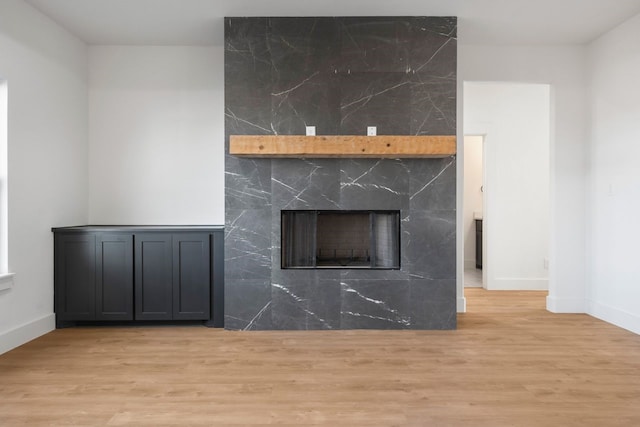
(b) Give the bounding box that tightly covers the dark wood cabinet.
[96,233,133,321]
[134,232,211,321]
[53,226,224,328]
[54,233,96,322]
[135,233,173,320]
[172,233,210,320]
[475,219,483,270]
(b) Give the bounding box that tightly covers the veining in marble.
[225,16,457,330]
[340,280,411,329]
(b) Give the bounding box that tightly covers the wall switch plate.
[367,126,377,136]
[305,126,316,136]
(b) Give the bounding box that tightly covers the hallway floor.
[464,266,483,287]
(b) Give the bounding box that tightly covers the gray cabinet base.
[53,226,224,328]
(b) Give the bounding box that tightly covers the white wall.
[463,135,483,270]
[0,0,88,354]
[458,45,588,310]
[464,82,550,290]
[0,4,613,351]
[587,12,640,334]
[88,46,224,225]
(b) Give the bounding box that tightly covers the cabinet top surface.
[52,225,224,233]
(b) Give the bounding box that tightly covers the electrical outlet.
[544,258,549,270]
[305,126,316,136]
[367,126,377,136]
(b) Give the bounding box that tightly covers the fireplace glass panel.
[372,212,401,268]
[281,211,316,268]
[281,210,400,269]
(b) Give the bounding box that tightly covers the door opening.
[462,81,551,311]
[463,135,484,288]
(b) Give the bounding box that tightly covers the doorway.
[463,82,551,297]
[463,135,484,288]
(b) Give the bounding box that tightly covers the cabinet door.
[172,233,210,320]
[54,233,96,321]
[134,233,173,320]
[475,220,482,269]
[96,233,133,320]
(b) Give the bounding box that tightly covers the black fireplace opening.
[281,210,400,269]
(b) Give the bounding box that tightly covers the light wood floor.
[2,289,640,426]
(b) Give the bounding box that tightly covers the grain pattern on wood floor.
[1,289,640,426]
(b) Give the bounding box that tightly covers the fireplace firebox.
[281,210,400,269]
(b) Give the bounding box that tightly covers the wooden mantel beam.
[229,135,456,158]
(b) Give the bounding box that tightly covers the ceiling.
[24,0,640,46]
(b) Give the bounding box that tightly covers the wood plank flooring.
[1,289,640,426]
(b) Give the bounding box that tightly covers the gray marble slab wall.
[224,17,457,330]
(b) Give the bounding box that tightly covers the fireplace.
[281,210,400,269]
[224,16,458,330]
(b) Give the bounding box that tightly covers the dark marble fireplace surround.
[224,17,457,330]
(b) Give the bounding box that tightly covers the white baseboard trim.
[457,296,467,313]
[464,259,476,270]
[0,313,55,355]
[546,295,585,313]
[464,283,483,288]
[487,278,548,291]
[587,300,640,336]
[0,272,15,291]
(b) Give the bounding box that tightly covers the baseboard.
[546,295,585,313]
[0,273,15,291]
[0,313,55,355]
[464,283,483,288]
[464,259,476,270]
[457,296,466,313]
[587,300,640,335]
[487,278,548,291]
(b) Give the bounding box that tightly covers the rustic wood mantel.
[229,135,456,158]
